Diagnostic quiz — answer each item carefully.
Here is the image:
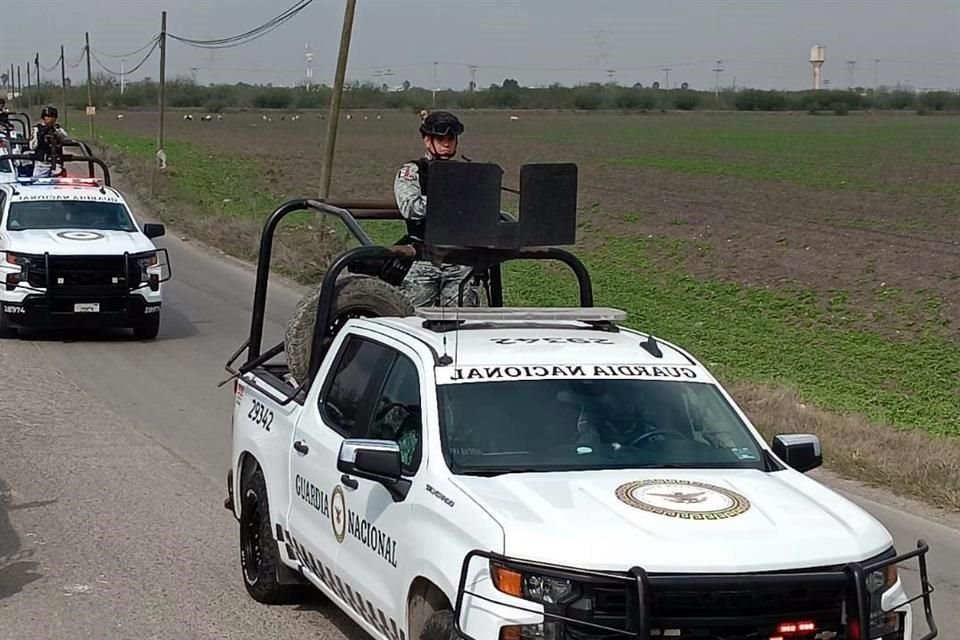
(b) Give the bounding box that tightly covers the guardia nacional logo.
[615,479,750,520]
[331,484,347,543]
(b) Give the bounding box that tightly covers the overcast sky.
[2,0,959,92]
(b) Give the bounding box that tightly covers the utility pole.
[121,59,126,95]
[469,64,477,91]
[847,60,856,89]
[16,66,21,109]
[35,52,40,105]
[9,64,14,106]
[158,10,167,153]
[60,45,67,126]
[432,60,438,108]
[318,0,357,200]
[873,58,879,91]
[26,62,31,111]
[712,60,723,105]
[85,32,94,138]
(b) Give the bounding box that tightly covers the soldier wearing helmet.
[30,105,68,177]
[393,110,480,308]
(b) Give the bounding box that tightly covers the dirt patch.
[100,110,960,340]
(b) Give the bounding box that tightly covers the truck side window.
[320,336,392,438]
[366,354,422,474]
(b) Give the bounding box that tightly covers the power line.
[90,36,160,77]
[94,36,161,59]
[168,0,313,48]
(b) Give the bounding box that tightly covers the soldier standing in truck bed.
[393,110,480,308]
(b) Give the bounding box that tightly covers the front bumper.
[2,294,160,329]
[454,540,937,640]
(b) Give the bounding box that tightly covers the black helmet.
[419,110,463,137]
[41,105,58,119]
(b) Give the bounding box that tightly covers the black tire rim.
[241,488,263,585]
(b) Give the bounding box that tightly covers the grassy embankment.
[93,119,960,511]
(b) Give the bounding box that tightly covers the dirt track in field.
[103,109,960,340]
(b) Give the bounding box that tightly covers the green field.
[86,108,960,507]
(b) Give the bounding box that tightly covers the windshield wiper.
[457,466,556,477]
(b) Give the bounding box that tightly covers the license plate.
[74,303,100,313]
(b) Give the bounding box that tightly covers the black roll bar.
[3,153,111,185]
[237,198,595,391]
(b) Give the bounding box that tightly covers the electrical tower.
[305,43,313,88]
[468,64,478,91]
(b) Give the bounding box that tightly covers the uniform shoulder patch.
[398,163,418,180]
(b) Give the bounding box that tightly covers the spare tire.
[284,274,414,384]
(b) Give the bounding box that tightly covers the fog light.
[500,622,562,640]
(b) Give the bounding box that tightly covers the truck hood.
[2,229,155,256]
[451,468,893,573]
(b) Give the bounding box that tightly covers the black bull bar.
[454,540,937,639]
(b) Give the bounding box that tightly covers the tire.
[0,310,17,339]
[133,314,160,340]
[420,610,460,640]
[284,274,413,384]
[239,465,301,604]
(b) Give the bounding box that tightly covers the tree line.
[9,74,960,114]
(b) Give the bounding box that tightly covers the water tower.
[810,45,826,90]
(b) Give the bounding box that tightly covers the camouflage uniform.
[29,122,67,178]
[394,157,480,308]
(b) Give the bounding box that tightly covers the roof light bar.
[14,177,102,186]
[415,306,627,323]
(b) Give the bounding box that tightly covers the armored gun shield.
[423,161,578,250]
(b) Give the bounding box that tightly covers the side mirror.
[337,439,411,501]
[143,223,165,239]
[772,434,822,473]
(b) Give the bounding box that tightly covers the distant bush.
[831,101,850,116]
[672,89,700,111]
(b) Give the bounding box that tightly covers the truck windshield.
[438,378,767,474]
[6,200,136,231]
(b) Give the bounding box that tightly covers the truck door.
[333,338,426,640]
[285,333,393,591]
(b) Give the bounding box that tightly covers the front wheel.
[420,610,461,640]
[133,314,160,340]
[0,310,18,339]
[239,466,301,604]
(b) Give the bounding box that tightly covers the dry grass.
[732,381,960,512]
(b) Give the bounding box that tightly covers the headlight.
[866,563,898,594]
[136,252,158,269]
[3,252,31,267]
[866,551,901,638]
[491,562,579,605]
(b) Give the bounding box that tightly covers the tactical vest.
[404,157,431,240]
[33,125,58,162]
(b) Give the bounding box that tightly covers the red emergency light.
[772,620,817,637]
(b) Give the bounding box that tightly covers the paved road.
[1,179,957,639]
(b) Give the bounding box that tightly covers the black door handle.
[293,440,309,455]
[341,474,358,490]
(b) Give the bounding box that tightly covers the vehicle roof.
[1,179,124,204]
[363,314,704,371]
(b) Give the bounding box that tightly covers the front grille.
[24,255,139,291]
[560,573,845,639]
[651,582,843,620]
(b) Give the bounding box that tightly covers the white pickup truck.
[0,159,170,339]
[225,186,938,640]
